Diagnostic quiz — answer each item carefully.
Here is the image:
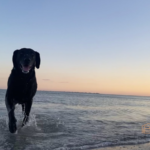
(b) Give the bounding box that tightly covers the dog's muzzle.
[20,64,32,74]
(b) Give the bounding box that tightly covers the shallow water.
[0,89,150,150]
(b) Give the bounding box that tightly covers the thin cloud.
[42,79,55,83]
[43,79,50,81]
[59,81,69,84]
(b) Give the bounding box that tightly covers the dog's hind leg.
[22,99,33,127]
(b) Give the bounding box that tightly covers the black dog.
[5,48,41,133]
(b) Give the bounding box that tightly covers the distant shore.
[1,88,149,97]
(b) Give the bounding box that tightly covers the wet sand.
[92,142,150,150]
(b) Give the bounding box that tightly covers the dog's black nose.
[24,58,30,65]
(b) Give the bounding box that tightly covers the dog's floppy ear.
[35,51,41,69]
[12,50,19,68]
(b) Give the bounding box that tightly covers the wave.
[54,138,150,150]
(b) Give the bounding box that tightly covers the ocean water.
[0,89,150,150]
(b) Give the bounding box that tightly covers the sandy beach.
[92,143,150,150]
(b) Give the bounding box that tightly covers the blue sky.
[0,0,150,95]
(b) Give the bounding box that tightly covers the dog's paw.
[22,115,29,127]
[9,121,17,133]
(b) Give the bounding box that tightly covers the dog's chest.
[13,81,31,102]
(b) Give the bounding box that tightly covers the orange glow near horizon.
[1,79,150,96]
[1,67,150,97]
[37,78,150,96]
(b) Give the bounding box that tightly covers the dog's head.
[13,48,41,74]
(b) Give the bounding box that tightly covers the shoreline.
[92,142,150,150]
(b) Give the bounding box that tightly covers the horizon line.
[0,88,150,97]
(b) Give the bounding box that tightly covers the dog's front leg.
[5,97,17,133]
[22,99,33,127]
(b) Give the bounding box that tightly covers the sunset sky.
[0,0,150,96]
